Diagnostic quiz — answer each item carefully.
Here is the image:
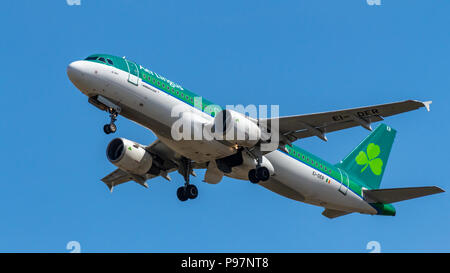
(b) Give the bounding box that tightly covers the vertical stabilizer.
[337,124,396,189]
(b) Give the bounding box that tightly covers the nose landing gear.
[103,107,120,134]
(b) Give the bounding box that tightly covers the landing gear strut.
[247,145,270,184]
[103,107,119,134]
[176,157,198,201]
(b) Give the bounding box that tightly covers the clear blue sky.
[0,1,449,252]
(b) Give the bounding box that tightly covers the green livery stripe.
[84,54,222,116]
[282,145,364,198]
[281,147,396,215]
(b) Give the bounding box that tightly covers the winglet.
[422,101,432,112]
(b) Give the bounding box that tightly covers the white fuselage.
[67,60,377,215]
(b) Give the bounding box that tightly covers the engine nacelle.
[106,138,153,175]
[213,109,261,147]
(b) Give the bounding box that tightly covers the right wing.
[260,100,431,145]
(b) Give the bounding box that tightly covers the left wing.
[260,100,431,146]
[101,168,159,192]
[101,139,179,192]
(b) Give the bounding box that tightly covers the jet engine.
[213,109,262,147]
[106,138,153,175]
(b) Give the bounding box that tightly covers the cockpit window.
[98,57,106,63]
[85,56,98,61]
[107,59,114,65]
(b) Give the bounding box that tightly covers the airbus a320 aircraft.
[67,54,444,218]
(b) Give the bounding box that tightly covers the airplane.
[67,54,444,219]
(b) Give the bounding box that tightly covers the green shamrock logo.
[355,143,383,175]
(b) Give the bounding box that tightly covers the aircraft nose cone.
[67,60,85,84]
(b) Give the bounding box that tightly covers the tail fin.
[337,124,396,189]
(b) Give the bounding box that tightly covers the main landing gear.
[176,157,198,202]
[103,107,120,134]
[247,145,270,184]
[248,166,270,184]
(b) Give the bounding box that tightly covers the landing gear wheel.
[248,169,260,184]
[186,184,198,199]
[103,124,111,134]
[177,187,189,202]
[256,167,270,182]
[103,107,119,135]
[108,123,117,133]
[103,123,116,134]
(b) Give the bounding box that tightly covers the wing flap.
[363,186,444,204]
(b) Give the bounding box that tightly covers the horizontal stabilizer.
[322,209,352,219]
[363,186,444,204]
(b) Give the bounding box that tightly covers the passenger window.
[107,59,113,65]
[98,57,106,63]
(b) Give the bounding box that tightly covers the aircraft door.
[338,168,349,195]
[125,59,139,85]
